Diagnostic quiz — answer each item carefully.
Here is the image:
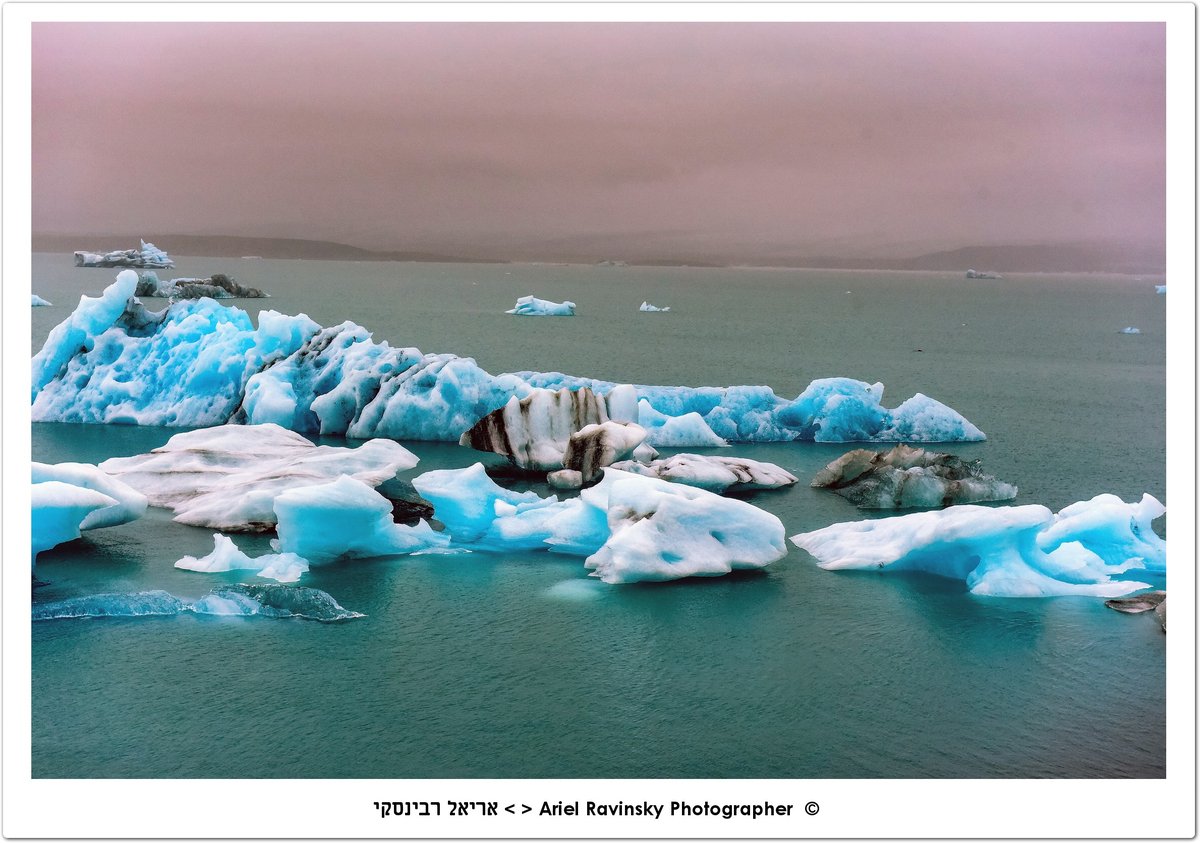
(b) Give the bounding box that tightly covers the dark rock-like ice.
[811,444,1016,509]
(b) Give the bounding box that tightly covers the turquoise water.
[31,253,1167,777]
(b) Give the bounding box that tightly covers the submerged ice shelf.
[790,493,1166,597]
[30,271,986,444]
[32,584,363,623]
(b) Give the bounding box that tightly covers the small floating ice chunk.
[174,533,310,583]
[1155,285,1166,294]
[32,590,186,620]
[1119,327,1141,334]
[31,294,52,307]
[639,301,670,312]
[506,295,576,316]
[790,493,1165,597]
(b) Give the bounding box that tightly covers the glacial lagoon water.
[30,252,1167,777]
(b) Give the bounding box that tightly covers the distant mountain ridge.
[32,233,501,264]
[33,233,1164,274]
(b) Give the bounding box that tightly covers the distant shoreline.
[32,233,1166,275]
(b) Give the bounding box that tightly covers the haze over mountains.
[34,232,1165,274]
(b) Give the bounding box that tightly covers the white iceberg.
[273,475,450,564]
[639,301,670,312]
[609,454,797,493]
[175,533,310,583]
[507,295,576,316]
[790,493,1165,597]
[99,423,420,532]
[31,294,52,307]
[74,239,174,268]
[31,271,986,444]
[412,464,786,582]
[1119,327,1141,334]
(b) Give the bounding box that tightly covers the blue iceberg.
[31,271,986,443]
[790,493,1166,597]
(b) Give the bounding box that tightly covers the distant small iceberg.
[31,294,52,307]
[1119,327,1142,334]
[74,239,174,269]
[136,271,269,299]
[506,295,576,316]
[965,269,1002,280]
[1155,285,1166,294]
[639,301,670,312]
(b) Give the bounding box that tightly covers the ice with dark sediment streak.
[609,454,797,494]
[32,585,363,622]
[506,294,576,316]
[810,444,1016,509]
[460,385,646,477]
[136,271,269,299]
[31,294,52,307]
[99,423,420,532]
[31,270,987,444]
[790,493,1166,597]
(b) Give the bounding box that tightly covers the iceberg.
[609,454,797,493]
[1119,327,1141,334]
[636,400,727,447]
[74,239,174,268]
[1155,285,1166,294]
[790,493,1165,597]
[639,301,670,312]
[412,464,786,582]
[31,294,52,307]
[506,295,576,316]
[33,461,148,530]
[965,269,1002,279]
[273,475,450,564]
[810,444,1017,509]
[31,462,147,560]
[99,423,420,532]
[175,533,310,583]
[459,386,646,477]
[136,271,268,299]
[31,482,119,561]
[32,585,362,622]
[31,271,986,443]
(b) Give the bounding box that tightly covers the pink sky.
[32,22,1164,261]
